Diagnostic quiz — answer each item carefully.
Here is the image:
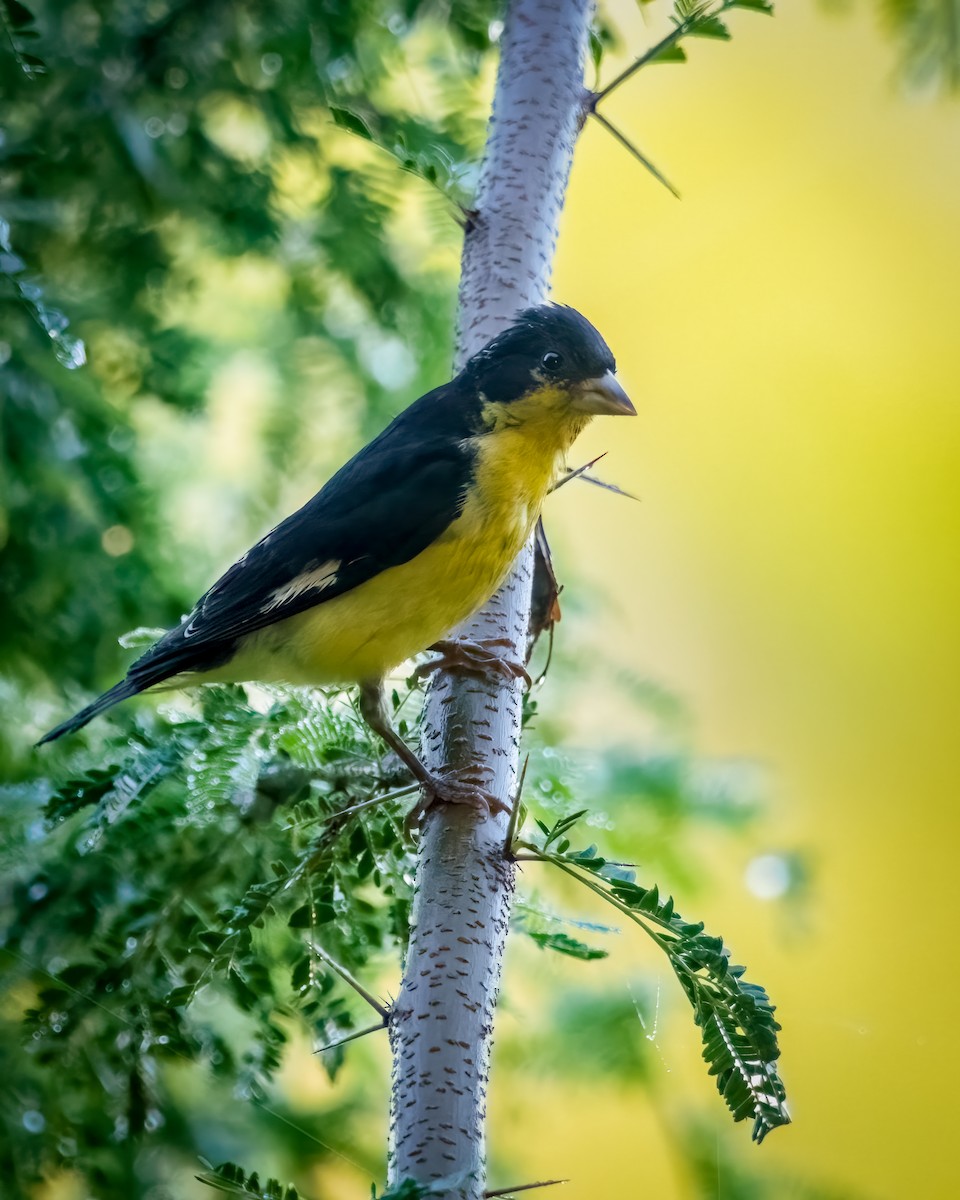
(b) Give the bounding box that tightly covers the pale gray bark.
[387,2,593,1197]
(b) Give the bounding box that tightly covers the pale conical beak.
[571,371,636,416]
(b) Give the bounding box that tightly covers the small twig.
[309,941,391,1020]
[590,20,691,107]
[485,1181,567,1198]
[0,2,36,78]
[549,451,607,493]
[521,853,673,953]
[590,0,756,108]
[531,622,555,686]
[512,850,635,869]
[315,1019,388,1054]
[590,111,680,199]
[322,783,418,822]
[278,784,417,840]
[551,455,637,502]
[504,754,530,855]
[576,472,639,502]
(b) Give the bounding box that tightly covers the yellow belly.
[236,515,526,683]
[211,391,587,686]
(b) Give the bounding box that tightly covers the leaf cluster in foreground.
[518,811,790,1143]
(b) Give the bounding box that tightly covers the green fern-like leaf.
[197,1160,302,1200]
[527,931,609,960]
[606,877,789,1141]
[702,1010,787,1142]
[0,218,82,360]
[651,44,688,64]
[673,0,713,23]
[45,740,184,838]
[687,13,731,39]
[532,839,791,1142]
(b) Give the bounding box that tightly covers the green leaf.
[528,932,608,961]
[673,0,708,19]
[729,0,773,11]
[589,28,605,78]
[651,44,688,64]
[0,250,26,274]
[4,0,35,29]
[599,863,634,883]
[688,14,731,39]
[329,106,373,140]
[44,768,116,822]
[288,904,313,929]
[166,985,195,1008]
[541,809,589,849]
[197,1161,303,1199]
[546,844,791,1141]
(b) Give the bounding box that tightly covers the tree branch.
[386,2,593,1197]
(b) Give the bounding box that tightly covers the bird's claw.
[405,769,511,833]
[417,637,532,689]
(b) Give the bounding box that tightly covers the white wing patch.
[260,558,341,613]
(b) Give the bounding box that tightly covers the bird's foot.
[417,638,532,689]
[405,768,511,833]
[427,769,510,814]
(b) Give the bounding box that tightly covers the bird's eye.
[541,351,563,373]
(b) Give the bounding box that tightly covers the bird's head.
[462,304,635,423]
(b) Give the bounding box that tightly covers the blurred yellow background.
[506,1,960,1196]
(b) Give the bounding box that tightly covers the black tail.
[36,623,235,746]
[36,678,145,746]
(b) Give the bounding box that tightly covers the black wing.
[36,382,481,744]
[132,384,479,679]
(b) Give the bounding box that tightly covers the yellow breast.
[220,388,589,685]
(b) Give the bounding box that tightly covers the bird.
[37,303,634,809]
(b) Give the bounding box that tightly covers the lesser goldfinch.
[38,304,633,807]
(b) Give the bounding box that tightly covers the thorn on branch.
[458,205,481,234]
[589,111,681,200]
[309,941,391,1021]
[504,754,529,855]
[549,451,608,493]
[577,87,597,130]
[551,452,639,502]
[315,1018,389,1055]
[587,0,764,195]
[573,472,640,502]
[485,1180,568,1198]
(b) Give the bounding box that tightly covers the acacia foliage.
[2,681,800,1198]
[0,0,496,752]
[2,685,417,1196]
